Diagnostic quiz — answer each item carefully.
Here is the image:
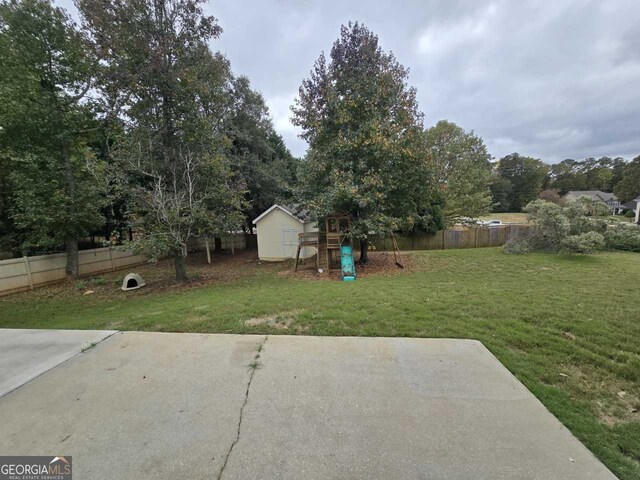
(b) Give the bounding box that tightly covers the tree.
[224,75,298,230]
[424,120,492,221]
[584,157,613,191]
[292,22,443,262]
[539,189,562,204]
[78,0,245,281]
[548,159,586,194]
[0,0,105,276]
[493,153,548,212]
[614,156,640,202]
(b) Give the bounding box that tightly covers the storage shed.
[252,204,318,261]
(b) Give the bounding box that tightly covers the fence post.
[23,255,34,290]
[108,247,115,271]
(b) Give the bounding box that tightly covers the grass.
[478,212,529,223]
[1,248,639,479]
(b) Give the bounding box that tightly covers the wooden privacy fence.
[365,225,532,251]
[0,247,146,296]
[187,233,253,253]
[0,233,256,296]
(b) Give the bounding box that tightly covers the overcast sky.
[60,0,640,163]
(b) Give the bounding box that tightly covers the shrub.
[503,237,531,255]
[561,231,605,254]
[90,276,107,286]
[604,224,640,252]
[75,280,87,290]
[505,198,609,255]
[523,200,568,250]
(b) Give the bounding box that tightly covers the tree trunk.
[174,253,188,282]
[65,236,79,278]
[60,135,81,279]
[359,238,369,263]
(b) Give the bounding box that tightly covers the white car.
[483,220,503,227]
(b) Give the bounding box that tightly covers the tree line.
[1,3,639,280]
[490,154,640,213]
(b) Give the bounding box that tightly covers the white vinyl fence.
[0,247,145,296]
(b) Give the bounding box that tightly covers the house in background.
[252,204,318,261]
[563,190,625,214]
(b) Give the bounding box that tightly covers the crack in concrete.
[216,336,268,480]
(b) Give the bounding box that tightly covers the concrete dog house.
[121,273,146,291]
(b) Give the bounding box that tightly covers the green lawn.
[478,212,529,223]
[1,248,639,479]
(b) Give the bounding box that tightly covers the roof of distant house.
[564,190,618,202]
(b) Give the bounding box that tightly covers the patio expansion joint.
[216,335,268,480]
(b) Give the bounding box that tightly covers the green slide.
[340,245,356,281]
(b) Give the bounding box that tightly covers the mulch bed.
[283,251,416,281]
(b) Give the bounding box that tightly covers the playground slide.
[340,245,356,281]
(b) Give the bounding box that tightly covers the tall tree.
[492,153,548,212]
[292,22,443,262]
[548,159,586,194]
[225,76,298,229]
[614,156,640,202]
[424,120,492,221]
[78,0,245,281]
[0,0,104,276]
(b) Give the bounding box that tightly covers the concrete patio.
[0,330,617,479]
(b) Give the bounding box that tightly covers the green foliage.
[561,231,605,254]
[491,153,549,212]
[614,156,640,202]
[0,0,105,264]
[549,157,627,195]
[424,120,492,222]
[505,197,609,254]
[292,22,444,250]
[503,234,531,254]
[605,224,640,252]
[523,200,569,250]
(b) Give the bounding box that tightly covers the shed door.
[282,228,301,258]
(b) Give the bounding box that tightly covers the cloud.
[264,92,307,158]
[416,3,498,56]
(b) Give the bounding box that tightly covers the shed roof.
[252,204,313,225]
